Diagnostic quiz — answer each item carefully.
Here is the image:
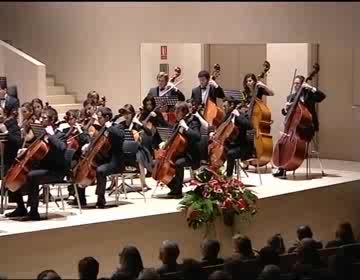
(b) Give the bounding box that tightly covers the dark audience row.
[1,222,358,280]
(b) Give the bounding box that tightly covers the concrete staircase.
[46,75,82,120]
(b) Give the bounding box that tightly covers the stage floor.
[1,159,360,237]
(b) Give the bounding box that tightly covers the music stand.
[30,123,46,138]
[0,133,8,214]
[154,96,178,108]
[157,127,173,142]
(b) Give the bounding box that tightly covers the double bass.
[208,106,241,171]
[203,64,225,128]
[4,132,50,192]
[248,61,273,167]
[272,63,320,171]
[161,66,183,125]
[152,113,191,185]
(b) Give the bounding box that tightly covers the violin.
[247,60,273,167]
[152,113,192,185]
[272,63,320,171]
[203,64,225,128]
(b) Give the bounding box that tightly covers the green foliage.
[178,168,258,230]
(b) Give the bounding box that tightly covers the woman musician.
[20,102,36,147]
[242,72,275,106]
[80,99,101,138]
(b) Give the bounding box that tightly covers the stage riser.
[1,179,359,279]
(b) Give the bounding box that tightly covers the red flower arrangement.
[179,169,258,230]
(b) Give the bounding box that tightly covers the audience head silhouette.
[37,269,61,280]
[118,245,143,279]
[336,222,355,243]
[297,225,313,240]
[201,239,221,261]
[159,240,180,265]
[232,234,255,259]
[78,256,99,280]
[267,233,286,255]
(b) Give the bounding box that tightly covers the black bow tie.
[200,87,207,90]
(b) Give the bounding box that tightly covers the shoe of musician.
[273,168,287,178]
[95,196,106,209]
[5,207,28,218]
[20,211,41,221]
[166,191,183,199]
[68,197,87,207]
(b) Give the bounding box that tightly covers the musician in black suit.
[273,75,326,178]
[158,102,201,198]
[0,102,22,174]
[81,106,125,208]
[147,72,185,101]
[191,70,225,107]
[0,85,20,113]
[5,107,76,221]
[213,96,253,178]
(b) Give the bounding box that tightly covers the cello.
[72,117,116,186]
[248,61,273,167]
[272,63,320,171]
[208,105,241,171]
[4,132,50,192]
[152,113,192,185]
[203,63,225,128]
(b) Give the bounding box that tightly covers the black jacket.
[283,88,326,132]
[148,86,185,102]
[139,111,169,150]
[191,84,225,106]
[106,124,125,160]
[40,130,76,173]
[172,115,201,166]
[3,118,22,174]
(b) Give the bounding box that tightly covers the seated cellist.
[80,107,125,208]
[273,75,326,178]
[57,109,90,202]
[214,96,253,179]
[5,107,76,221]
[158,102,201,198]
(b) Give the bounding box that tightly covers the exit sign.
[161,45,167,60]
